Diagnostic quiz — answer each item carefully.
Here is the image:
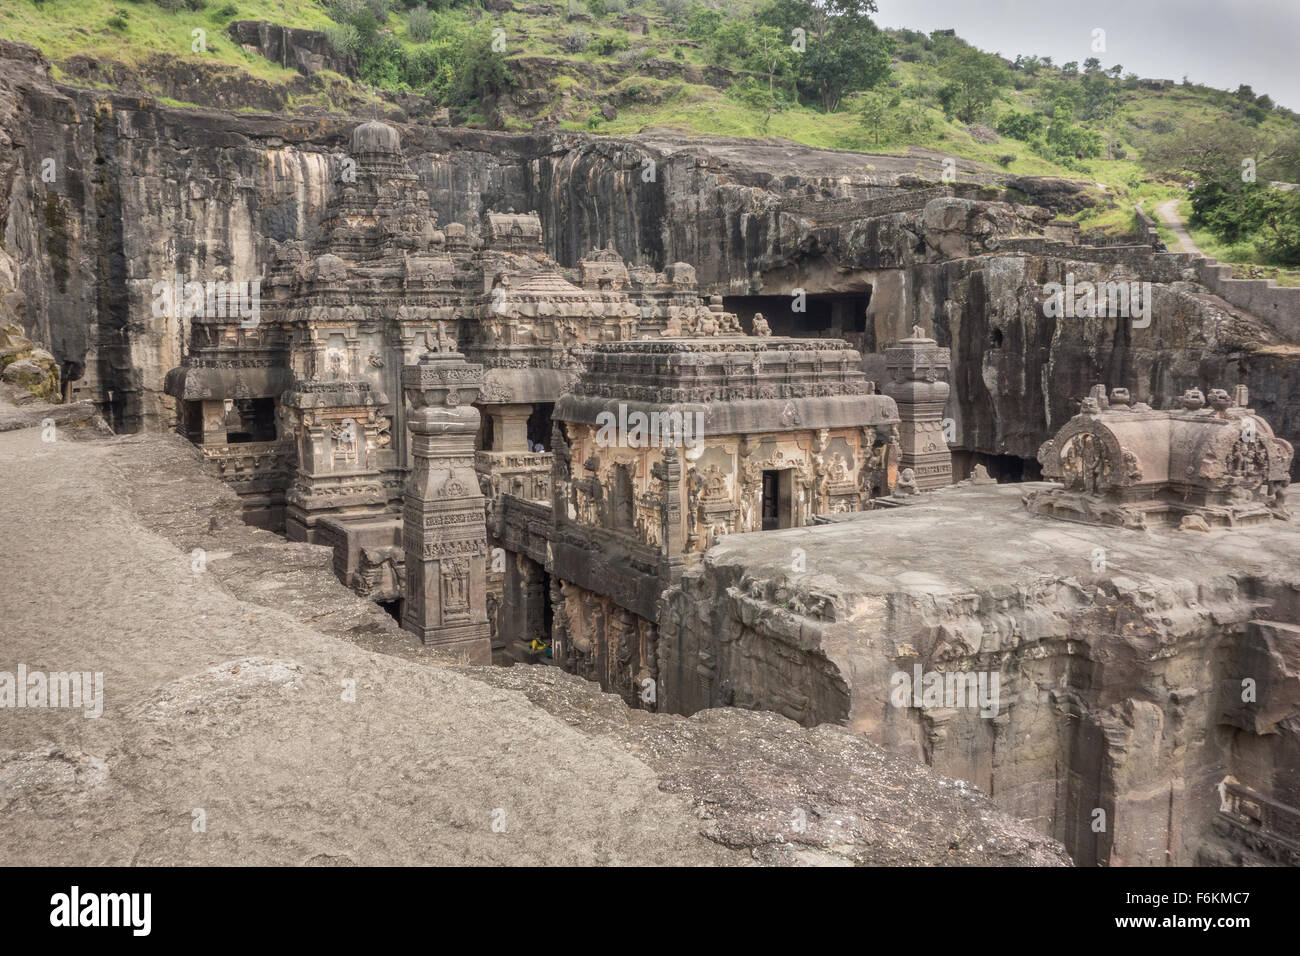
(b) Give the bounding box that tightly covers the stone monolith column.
[883,326,953,491]
[400,340,491,662]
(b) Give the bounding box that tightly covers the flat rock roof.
[706,482,1300,599]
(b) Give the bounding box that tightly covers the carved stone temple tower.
[400,334,491,662]
[883,326,952,491]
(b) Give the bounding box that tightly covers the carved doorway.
[762,469,793,530]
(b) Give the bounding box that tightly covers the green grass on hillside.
[2,0,329,82]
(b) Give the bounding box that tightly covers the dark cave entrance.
[950,450,1042,483]
[225,397,278,443]
[540,566,554,651]
[179,397,278,444]
[723,290,873,349]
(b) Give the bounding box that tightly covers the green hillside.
[6,0,1299,265]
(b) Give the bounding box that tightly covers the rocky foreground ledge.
[0,398,1067,866]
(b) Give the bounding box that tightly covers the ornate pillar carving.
[653,446,685,587]
[883,326,952,491]
[400,338,491,662]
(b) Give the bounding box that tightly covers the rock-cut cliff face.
[1,40,1297,473]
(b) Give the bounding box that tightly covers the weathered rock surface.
[0,248,59,401]
[226,21,357,78]
[657,482,1300,865]
[0,384,107,433]
[0,400,1068,866]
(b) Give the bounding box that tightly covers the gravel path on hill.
[1154,198,1204,256]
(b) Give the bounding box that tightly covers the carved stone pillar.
[653,447,685,588]
[281,381,389,542]
[883,327,952,491]
[489,403,533,452]
[201,400,228,445]
[400,345,491,662]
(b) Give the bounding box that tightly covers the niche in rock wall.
[611,462,636,530]
[950,450,1042,482]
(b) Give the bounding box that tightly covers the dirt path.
[1153,198,1204,256]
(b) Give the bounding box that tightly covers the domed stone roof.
[350,120,401,155]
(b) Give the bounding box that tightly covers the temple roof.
[164,363,291,402]
[556,336,897,435]
[350,120,402,155]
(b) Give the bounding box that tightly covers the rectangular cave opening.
[181,400,204,444]
[508,553,556,664]
[540,567,554,657]
[723,290,873,344]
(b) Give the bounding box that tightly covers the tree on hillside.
[1012,54,1042,75]
[757,0,892,111]
[687,5,722,39]
[996,111,1043,141]
[1045,104,1102,158]
[745,24,797,99]
[1256,192,1300,264]
[760,0,874,44]
[1269,130,1300,182]
[1142,120,1263,183]
[451,26,512,108]
[936,45,1007,123]
[858,91,931,147]
[708,19,755,64]
[859,90,888,145]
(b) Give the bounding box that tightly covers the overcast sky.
[873,0,1300,111]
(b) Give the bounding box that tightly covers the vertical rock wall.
[2,45,1296,473]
